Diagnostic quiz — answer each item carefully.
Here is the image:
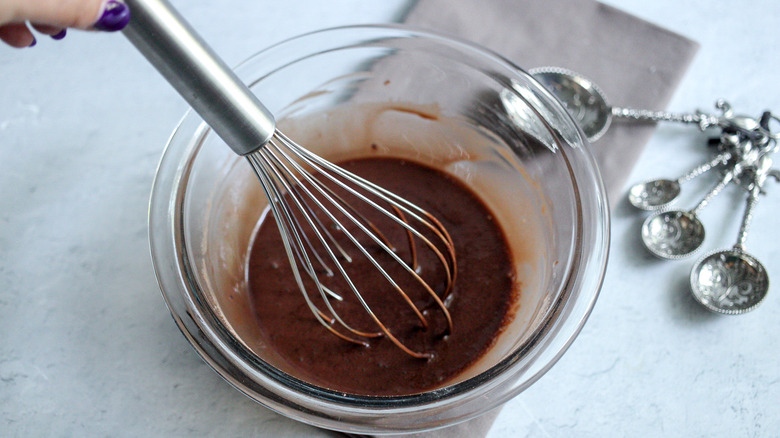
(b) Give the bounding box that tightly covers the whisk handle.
[122,0,275,155]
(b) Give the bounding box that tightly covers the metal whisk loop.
[273,133,456,309]
[248,152,381,345]
[248,154,370,347]
[248,133,457,359]
[269,138,453,356]
[256,147,391,339]
[262,142,432,331]
[279,132,458,298]
[258,146,433,357]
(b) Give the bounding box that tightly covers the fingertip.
[51,29,67,40]
[93,1,131,32]
[0,23,37,48]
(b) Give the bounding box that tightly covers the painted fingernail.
[51,29,67,40]
[93,1,131,32]
[29,37,37,47]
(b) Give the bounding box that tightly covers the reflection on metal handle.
[691,169,735,215]
[736,157,773,251]
[611,107,720,130]
[735,184,761,252]
[678,151,732,183]
[122,0,275,155]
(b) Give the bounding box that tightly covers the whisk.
[123,0,457,358]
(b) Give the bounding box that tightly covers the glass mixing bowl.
[149,25,609,434]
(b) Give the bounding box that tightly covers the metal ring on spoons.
[690,157,774,314]
[628,151,732,210]
[730,114,780,191]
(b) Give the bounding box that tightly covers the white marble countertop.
[2,1,779,436]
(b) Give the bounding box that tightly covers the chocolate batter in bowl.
[149,25,609,434]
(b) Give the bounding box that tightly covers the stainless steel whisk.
[123,0,456,358]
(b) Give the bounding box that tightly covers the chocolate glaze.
[247,157,516,396]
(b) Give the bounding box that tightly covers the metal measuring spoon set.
[531,67,779,314]
[629,106,778,314]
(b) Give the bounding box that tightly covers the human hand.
[0,0,130,48]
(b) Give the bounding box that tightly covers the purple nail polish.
[93,1,131,32]
[29,37,37,48]
[51,29,67,40]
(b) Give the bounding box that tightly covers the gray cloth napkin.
[402,0,699,205]
[355,0,698,437]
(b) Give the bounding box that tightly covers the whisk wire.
[266,139,449,326]
[279,132,458,299]
[251,149,382,341]
[249,132,458,358]
[265,148,350,274]
[263,141,438,352]
[255,146,430,355]
[248,153,369,346]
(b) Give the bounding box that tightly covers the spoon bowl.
[628,179,681,210]
[530,67,611,141]
[690,250,769,314]
[641,210,705,259]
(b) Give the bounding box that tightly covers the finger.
[3,0,120,30]
[31,23,68,40]
[0,23,36,48]
[31,23,61,35]
[91,1,131,32]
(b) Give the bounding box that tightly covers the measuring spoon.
[690,157,773,314]
[628,151,732,210]
[641,164,740,260]
[529,66,723,142]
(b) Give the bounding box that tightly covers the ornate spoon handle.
[677,151,732,183]
[734,183,761,252]
[690,168,737,215]
[612,106,720,130]
[736,158,775,251]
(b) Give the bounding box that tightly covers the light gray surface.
[1,1,779,437]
